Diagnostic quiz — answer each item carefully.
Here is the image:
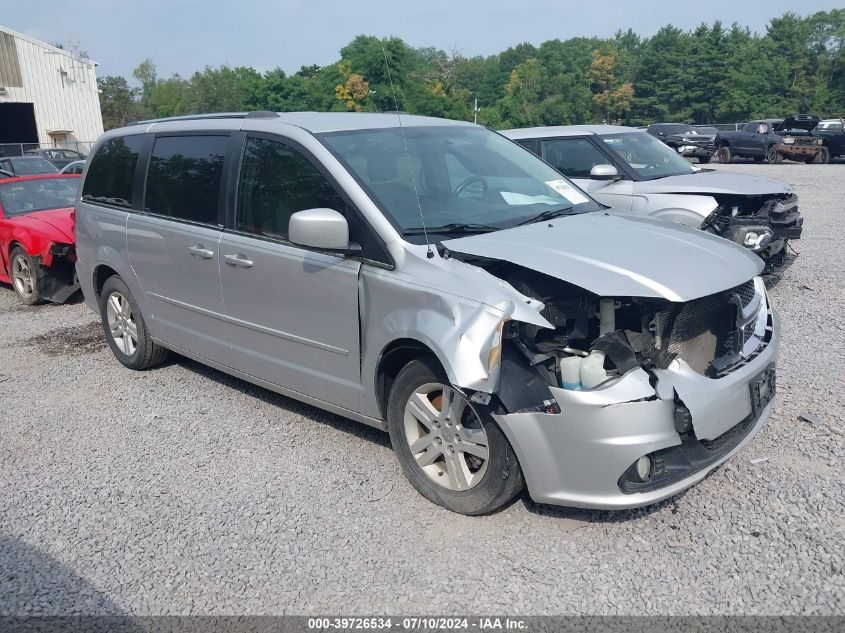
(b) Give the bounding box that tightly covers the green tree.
[98,76,145,129]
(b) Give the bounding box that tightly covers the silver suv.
[502,125,803,268]
[76,112,780,515]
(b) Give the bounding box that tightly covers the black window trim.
[537,134,635,181]
[227,130,395,270]
[80,133,148,212]
[136,130,235,230]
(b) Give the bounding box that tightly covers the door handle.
[188,244,214,259]
[224,253,254,269]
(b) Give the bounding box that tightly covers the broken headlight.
[728,226,773,251]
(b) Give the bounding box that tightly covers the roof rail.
[127,111,279,126]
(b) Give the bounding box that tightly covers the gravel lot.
[0,163,842,616]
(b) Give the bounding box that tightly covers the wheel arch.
[375,338,446,420]
[92,263,120,299]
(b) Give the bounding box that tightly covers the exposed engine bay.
[452,254,771,414]
[700,193,803,266]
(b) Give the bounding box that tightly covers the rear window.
[82,135,145,208]
[144,135,228,225]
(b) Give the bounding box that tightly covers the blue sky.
[4,0,842,80]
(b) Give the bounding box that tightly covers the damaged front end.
[454,255,779,509]
[700,193,803,268]
[40,243,80,303]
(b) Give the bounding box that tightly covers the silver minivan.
[76,112,780,515]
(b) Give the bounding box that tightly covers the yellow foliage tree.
[587,50,633,123]
[335,62,370,112]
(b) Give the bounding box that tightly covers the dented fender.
[358,253,552,420]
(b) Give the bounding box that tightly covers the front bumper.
[773,143,820,160]
[678,143,715,158]
[494,310,781,510]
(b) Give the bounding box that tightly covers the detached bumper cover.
[494,311,780,510]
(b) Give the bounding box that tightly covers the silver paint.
[77,113,781,509]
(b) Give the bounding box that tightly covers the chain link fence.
[0,141,94,158]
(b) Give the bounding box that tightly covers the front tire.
[98,276,168,370]
[9,246,44,305]
[717,146,732,163]
[386,357,524,515]
[699,155,711,164]
[814,146,831,164]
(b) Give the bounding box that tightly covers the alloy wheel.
[106,291,138,356]
[403,383,489,491]
[11,254,36,299]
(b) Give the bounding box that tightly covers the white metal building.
[0,24,103,156]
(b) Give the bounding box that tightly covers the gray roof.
[275,112,475,133]
[501,125,640,140]
[130,111,476,134]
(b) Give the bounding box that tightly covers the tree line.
[98,9,845,131]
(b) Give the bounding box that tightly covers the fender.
[5,226,57,267]
[631,193,719,229]
[357,257,553,420]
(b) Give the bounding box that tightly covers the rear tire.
[717,146,732,163]
[9,246,44,305]
[766,146,783,164]
[386,357,524,515]
[98,276,169,370]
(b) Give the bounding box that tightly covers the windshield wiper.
[516,206,575,226]
[82,194,131,207]
[403,222,499,236]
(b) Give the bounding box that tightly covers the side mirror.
[288,208,358,253]
[590,164,619,181]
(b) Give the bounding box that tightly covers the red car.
[0,173,80,304]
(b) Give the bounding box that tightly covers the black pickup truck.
[714,115,826,164]
[813,118,845,163]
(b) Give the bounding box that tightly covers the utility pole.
[474,97,478,124]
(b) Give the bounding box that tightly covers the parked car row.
[0,155,87,178]
[715,115,845,164]
[24,147,87,169]
[647,115,845,164]
[646,123,718,163]
[3,112,785,517]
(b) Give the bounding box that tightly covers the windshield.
[601,132,696,180]
[0,177,78,217]
[12,157,59,175]
[318,125,600,241]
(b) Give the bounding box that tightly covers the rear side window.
[145,135,228,225]
[542,138,610,179]
[236,136,345,238]
[82,135,145,208]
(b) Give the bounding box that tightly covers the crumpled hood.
[774,115,819,133]
[443,212,763,302]
[11,207,75,243]
[634,171,794,196]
